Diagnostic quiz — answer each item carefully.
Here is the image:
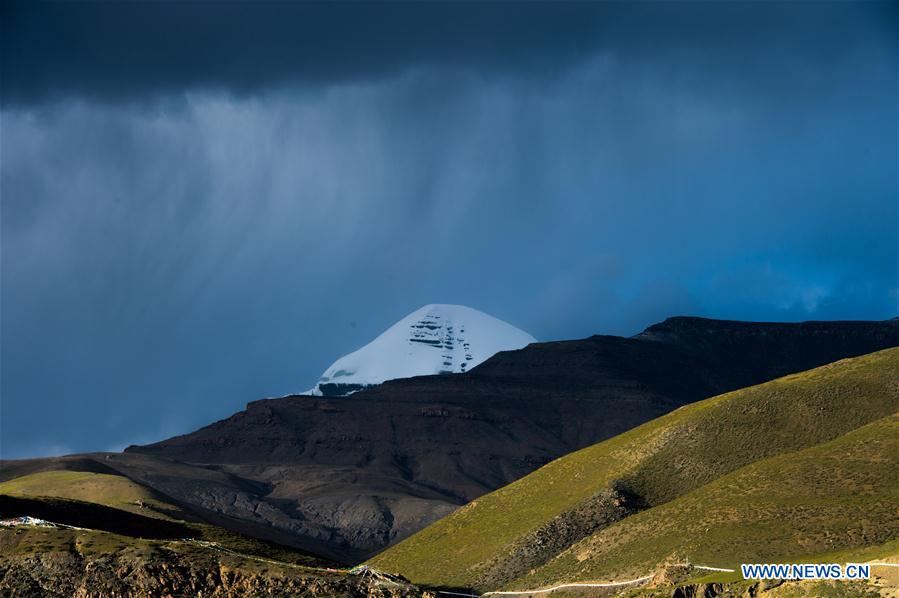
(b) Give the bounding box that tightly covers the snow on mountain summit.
[308,304,536,396]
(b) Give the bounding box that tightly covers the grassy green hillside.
[0,470,188,521]
[511,413,899,589]
[369,347,899,590]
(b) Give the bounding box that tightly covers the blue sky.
[1,1,896,458]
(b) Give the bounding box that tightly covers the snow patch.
[307,304,536,396]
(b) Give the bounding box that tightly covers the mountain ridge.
[5,316,897,562]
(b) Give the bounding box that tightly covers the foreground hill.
[0,488,425,596]
[370,347,899,592]
[515,414,898,591]
[6,317,898,560]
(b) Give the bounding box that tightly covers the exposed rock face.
[473,484,644,589]
[8,317,896,562]
[0,550,428,598]
[640,578,885,597]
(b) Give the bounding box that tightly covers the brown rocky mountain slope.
[5,317,897,562]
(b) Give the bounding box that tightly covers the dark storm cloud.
[2,0,600,104]
[1,1,896,459]
[3,1,895,104]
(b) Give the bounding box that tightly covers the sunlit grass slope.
[0,470,186,520]
[511,413,899,589]
[369,347,899,590]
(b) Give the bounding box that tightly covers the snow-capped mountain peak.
[308,304,536,396]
